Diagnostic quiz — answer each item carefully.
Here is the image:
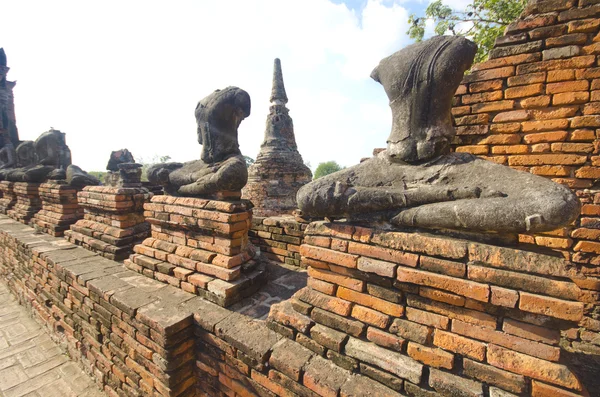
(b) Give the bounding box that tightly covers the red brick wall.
[452,0,600,269]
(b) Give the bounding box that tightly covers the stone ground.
[230,260,307,320]
[0,282,105,397]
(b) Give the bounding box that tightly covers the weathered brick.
[308,267,364,292]
[452,320,560,361]
[406,307,449,330]
[300,245,358,268]
[407,342,453,370]
[303,356,350,397]
[398,267,489,302]
[347,242,418,267]
[337,287,404,317]
[463,66,515,83]
[366,327,405,352]
[531,380,583,397]
[357,257,396,278]
[508,154,587,165]
[502,318,560,345]
[340,375,403,397]
[553,91,590,105]
[270,339,314,382]
[507,72,545,86]
[420,287,466,307]
[467,264,582,301]
[345,337,423,384]
[519,292,584,321]
[371,231,467,259]
[296,288,352,317]
[522,119,570,132]
[471,100,515,113]
[433,330,486,361]
[389,318,432,345]
[493,109,530,122]
[524,130,569,144]
[522,94,552,108]
[428,368,483,397]
[311,308,365,337]
[463,358,526,394]
[490,286,519,308]
[487,344,582,390]
[351,305,389,329]
[505,83,545,98]
[310,324,347,352]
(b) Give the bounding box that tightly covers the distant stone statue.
[297,36,580,233]
[1,129,74,183]
[148,86,251,197]
[106,148,135,171]
[66,165,100,188]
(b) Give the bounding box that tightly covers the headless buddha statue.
[148,86,251,197]
[296,36,579,234]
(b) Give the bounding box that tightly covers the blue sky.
[0,0,467,172]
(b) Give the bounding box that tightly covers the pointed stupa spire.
[270,58,288,105]
[0,48,6,67]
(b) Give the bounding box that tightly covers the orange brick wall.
[452,0,600,271]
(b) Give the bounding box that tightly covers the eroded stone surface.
[149,87,250,198]
[297,36,580,234]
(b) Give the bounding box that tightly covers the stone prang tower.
[242,58,312,216]
[0,48,19,147]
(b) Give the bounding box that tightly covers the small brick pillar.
[125,195,267,307]
[268,221,589,396]
[65,164,152,260]
[7,182,42,224]
[31,182,83,236]
[0,181,16,214]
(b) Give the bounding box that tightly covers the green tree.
[408,0,527,63]
[314,161,343,180]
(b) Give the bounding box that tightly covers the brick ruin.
[242,59,312,217]
[1,1,600,396]
[451,0,600,267]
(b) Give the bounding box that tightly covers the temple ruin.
[243,58,312,217]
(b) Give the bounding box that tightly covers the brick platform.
[250,215,306,267]
[7,182,42,224]
[125,195,267,307]
[65,185,151,260]
[0,181,17,214]
[31,181,83,236]
[268,221,590,396]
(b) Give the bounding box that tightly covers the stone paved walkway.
[0,282,105,397]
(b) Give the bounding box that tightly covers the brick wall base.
[250,215,306,267]
[0,215,405,397]
[65,186,151,261]
[0,181,16,214]
[126,195,267,307]
[31,181,83,236]
[268,221,591,396]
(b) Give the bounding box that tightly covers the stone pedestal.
[65,185,152,260]
[7,182,42,224]
[31,182,83,236]
[125,195,266,307]
[268,221,587,396]
[0,181,16,214]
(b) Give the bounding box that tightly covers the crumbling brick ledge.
[0,215,395,397]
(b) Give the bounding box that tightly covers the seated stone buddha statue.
[296,36,579,234]
[148,86,251,198]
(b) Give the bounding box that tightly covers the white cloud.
[1,0,415,173]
